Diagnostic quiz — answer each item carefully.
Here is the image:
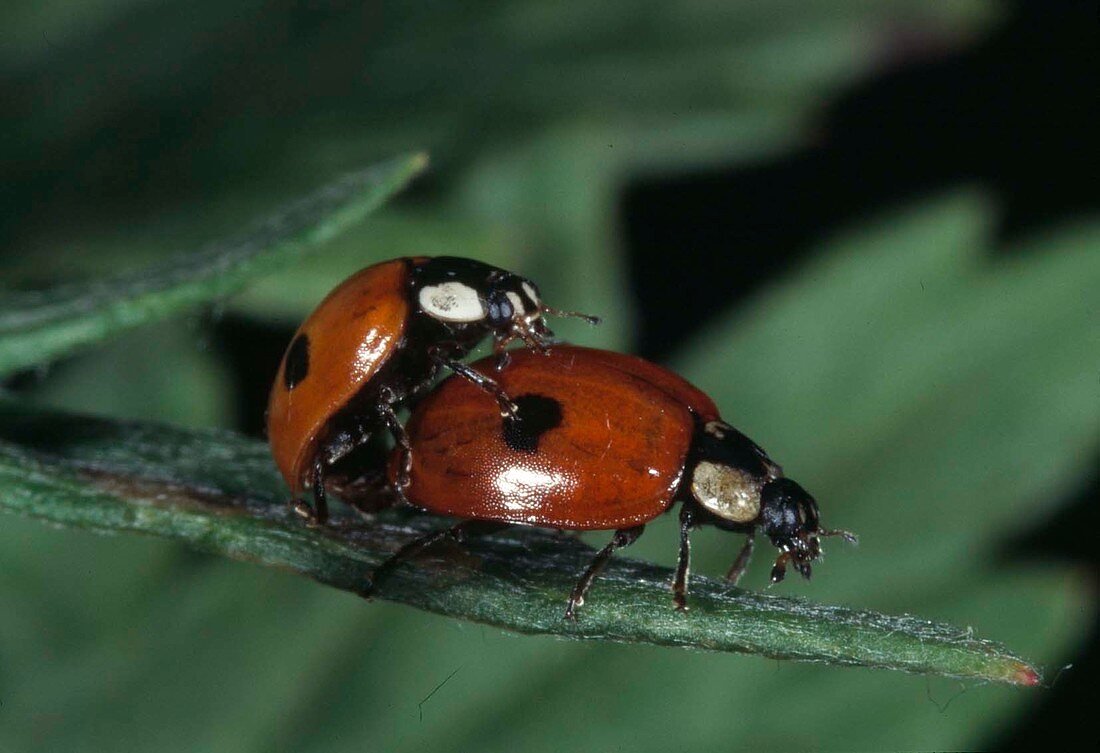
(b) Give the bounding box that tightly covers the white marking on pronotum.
[521,281,540,306]
[704,420,730,439]
[505,291,525,316]
[418,282,485,322]
[691,461,761,523]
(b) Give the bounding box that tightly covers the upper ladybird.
[266,256,598,524]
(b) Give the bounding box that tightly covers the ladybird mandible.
[266,257,598,524]
[373,345,855,618]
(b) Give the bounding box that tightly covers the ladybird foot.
[498,398,520,418]
[492,348,513,371]
[289,499,323,527]
[390,477,414,508]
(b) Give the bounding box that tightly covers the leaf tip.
[409,151,431,172]
[1007,662,1042,687]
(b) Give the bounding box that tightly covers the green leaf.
[20,323,235,430]
[0,152,427,376]
[7,2,997,172]
[0,404,1039,687]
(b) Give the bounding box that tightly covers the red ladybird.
[374,345,855,617]
[266,257,597,524]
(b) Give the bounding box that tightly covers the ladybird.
[374,345,855,617]
[266,257,598,524]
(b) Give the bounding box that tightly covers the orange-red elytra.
[378,345,855,618]
[266,257,598,525]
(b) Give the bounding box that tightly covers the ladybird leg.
[432,351,518,417]
[289,498,315,523]
[769,550,792,585]
[366,520,507,597]
[725,529,756,586]
[565,525,645,620]
[672,505,696,611]
[513,322,554,354]
[290,456,330,526]
[378,402,413,506]
[312,463,329,525]
[492,333,517,370]
[366,526,457,597]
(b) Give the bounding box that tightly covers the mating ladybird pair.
[267,257,853,617]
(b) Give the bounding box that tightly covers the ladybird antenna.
[818,528,859,546]
[540,305,601,326]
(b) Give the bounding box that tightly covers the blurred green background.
[1,1,1096,751]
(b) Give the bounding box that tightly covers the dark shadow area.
[622,0,1097,362]
[209,313,291,437]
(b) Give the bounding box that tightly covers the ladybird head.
[759,477,856,583]
[759,478,821,579]
[689,420,855,583]
[414,257,598,350]
[484,271,550,334]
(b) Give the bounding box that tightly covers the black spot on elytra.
[283,334,310,390]
[502,394,563,453]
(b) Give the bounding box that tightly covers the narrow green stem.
[0,405,1040,687]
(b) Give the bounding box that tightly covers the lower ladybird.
[371,345,855,617]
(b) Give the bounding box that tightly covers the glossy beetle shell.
[391,346,714,529]
[268,258,419,494]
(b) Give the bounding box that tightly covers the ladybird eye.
[418,282,486,323]
[485,290,515,326]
